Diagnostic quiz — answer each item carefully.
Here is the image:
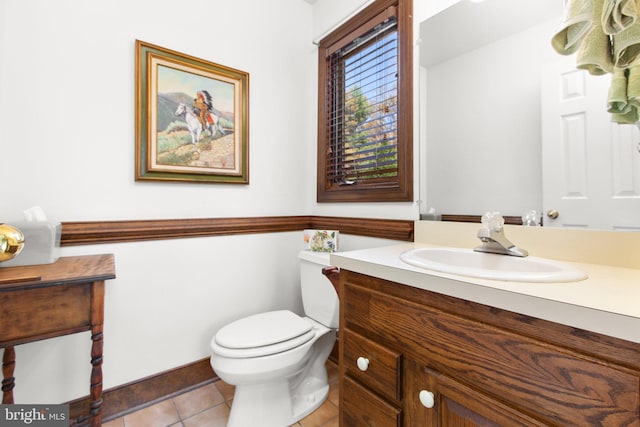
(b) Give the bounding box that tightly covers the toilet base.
[226,374,329,427]
[291,378,330,422]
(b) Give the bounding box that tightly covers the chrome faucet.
[474,212,528,257]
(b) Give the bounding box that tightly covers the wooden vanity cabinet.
[339,270,640,426]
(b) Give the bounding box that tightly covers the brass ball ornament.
[0,224,25,262]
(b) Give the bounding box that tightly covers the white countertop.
[331,243,640,343]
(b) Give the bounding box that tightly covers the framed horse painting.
[135,40,249,183]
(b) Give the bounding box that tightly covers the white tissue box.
[0,221,61,267]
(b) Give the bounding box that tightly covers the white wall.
[311,0,374,42]
[0,0,316,221]
[416,0,459,22]
[0,0,413,404]
[15,233,306,403]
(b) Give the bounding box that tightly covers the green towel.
[611,104,640,122]
[608,67,631,113]
[578,0,614,74]
[626,60,640,104]
[613,19,640,66]
[602,0,638,34]
[552,0,595,55]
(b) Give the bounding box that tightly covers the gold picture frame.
[135,40,249,183]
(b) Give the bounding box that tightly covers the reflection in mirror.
[419,0,640,230]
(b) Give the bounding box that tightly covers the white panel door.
[541,58,640,230]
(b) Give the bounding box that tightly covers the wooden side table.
[0,254,116,426]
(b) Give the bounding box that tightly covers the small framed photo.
[135,40,249,183]
[303,230,339,252]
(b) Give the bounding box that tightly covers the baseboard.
[68,327,341,424]
[68,357,216,425]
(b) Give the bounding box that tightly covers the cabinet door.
[404,359,545,427]
[342,376,402,427]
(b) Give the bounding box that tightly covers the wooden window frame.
[317,0,413,203]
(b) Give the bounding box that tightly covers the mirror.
[418,0,640,230]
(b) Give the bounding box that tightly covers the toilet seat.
[213,310,316,358]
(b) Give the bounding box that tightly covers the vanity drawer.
[342,376,402,427]
[343,328,402,402]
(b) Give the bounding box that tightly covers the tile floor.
[103,361,339,427]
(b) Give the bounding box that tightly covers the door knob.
[547,209,559,219]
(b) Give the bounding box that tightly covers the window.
[317,0,412,202]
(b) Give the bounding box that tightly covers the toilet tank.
[298,250,339,328]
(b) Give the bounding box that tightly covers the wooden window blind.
[326,18,399,186]
[317,0,412,203]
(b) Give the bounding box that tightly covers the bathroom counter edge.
[330,243,640,343]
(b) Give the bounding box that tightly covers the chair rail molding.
[61,216,414,246]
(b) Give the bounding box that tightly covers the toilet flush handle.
[356,357,370,371]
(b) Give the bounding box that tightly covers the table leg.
[89,281,105,427]
[2,346,16,404]
[88,326,103,427]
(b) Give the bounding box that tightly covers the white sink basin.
[400,247,588,283]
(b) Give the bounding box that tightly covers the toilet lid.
[215,310,313,350]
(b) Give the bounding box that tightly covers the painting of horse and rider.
[158,68,235,167]
[135,40,249,183]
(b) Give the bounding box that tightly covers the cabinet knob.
[419,390,435,408]
[356,357,370,371]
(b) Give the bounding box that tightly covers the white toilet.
[210,250,339,427]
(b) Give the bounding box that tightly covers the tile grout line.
[170,398,183,426]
